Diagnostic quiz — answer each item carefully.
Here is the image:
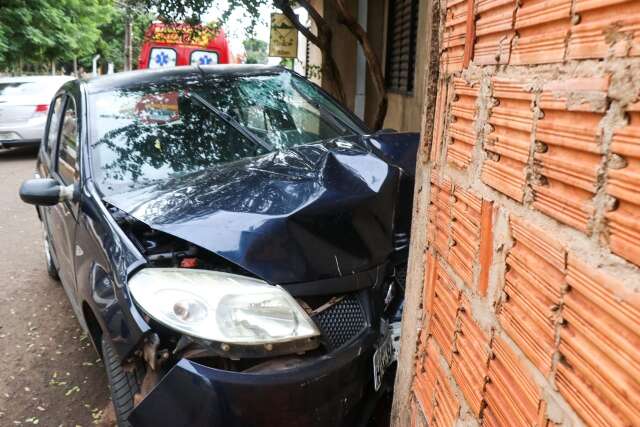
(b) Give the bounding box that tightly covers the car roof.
[0,75,74,83]
[83,65,285,93]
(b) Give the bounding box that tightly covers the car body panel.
[104,138,401,285]
[75,181,150,357]
[129,331,378,427]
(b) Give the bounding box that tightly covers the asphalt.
[0,147,110,426]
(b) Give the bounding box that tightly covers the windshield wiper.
[189,92,274,152]
[292,80,362,137]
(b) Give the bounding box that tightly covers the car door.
[47,95,81,301]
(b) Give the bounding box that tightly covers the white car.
[0,75,74,149]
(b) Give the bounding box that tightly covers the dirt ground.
[0,147,110,426]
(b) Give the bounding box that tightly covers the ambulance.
[138,22,231,69]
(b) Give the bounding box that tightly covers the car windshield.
[90,71,367,195]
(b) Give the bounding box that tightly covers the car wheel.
[42,229,59,281]
[102,336,140,427]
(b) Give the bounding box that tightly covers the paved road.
[0,147,109,426]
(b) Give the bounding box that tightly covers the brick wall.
[395,0,640,425]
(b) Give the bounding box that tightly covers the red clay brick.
[510,0,572,64]
[463,0,475,67]
[484,337,542,426]
[433,362,460,426]
[606,105,640,266]
[443,187,494,294]
[482,79,534,202]
[533,80,607,233]
[423,251,438,317]
[509,215,567,271]
[557,255,640,426]
[451,298,492,417]
[447,78,479,169]
[540,77,611,112]
[474,0,517,64]
[567,0,640,59]
[443,0,474,72]
[499,216,566,376]
[427,174,452,257]
[414,337,460,426]
[449,187,483,288]
[477,200,494,296]
[429,265,461,364]
[413,338,441,422]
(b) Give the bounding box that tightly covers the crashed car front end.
[77,67,417,426]
[127,279,398,427]
[98,140,410,426]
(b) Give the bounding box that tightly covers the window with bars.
[385,0,419,94]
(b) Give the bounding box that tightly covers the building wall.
[322,2,359,112]
[394,0,640,426]
[380,0,430,132]
[363,0,387,127]
[307,0,429,131]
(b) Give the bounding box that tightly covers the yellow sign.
[151,26,212,47]
[269,13,298,58]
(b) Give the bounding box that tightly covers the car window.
[201,73,367,149]
[149,48,177,68]
[190,50,219,66]
[90,86,267,195]
[46,96,65,154]
[58,98,79,185]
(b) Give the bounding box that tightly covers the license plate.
[373,331,396,391]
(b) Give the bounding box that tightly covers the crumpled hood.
[104,140,401,284]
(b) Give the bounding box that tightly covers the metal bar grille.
[385,0,419,94]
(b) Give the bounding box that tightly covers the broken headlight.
[128,268,320,355]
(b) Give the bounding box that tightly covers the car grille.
[312,295,367,350]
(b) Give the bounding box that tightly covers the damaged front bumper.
[129,330,388,427]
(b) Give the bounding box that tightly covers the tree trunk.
[275,0,388,129]
[128,18,133,70]
[124,13,133,71]
[73,57,78,76]
[275,0,346,104]
[330,0,388,130]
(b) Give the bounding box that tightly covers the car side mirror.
[19,178,76,206]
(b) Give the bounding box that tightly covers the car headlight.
[128,268,320,354]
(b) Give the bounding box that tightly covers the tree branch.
[274,0,346,103]
[273,0,320,46]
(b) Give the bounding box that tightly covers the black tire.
[102,336,140,427]
[42,231,59,281]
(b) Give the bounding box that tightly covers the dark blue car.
[18,65,418,427]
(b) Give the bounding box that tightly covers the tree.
[85,6,152,72]
[0,0,112,73]
[244,38,268,64]
[147,0,389,129]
